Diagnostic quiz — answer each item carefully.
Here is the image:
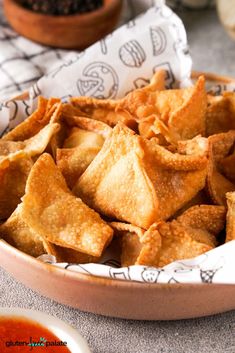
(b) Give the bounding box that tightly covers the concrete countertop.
[179,8,235,76]
[0,6,235,353]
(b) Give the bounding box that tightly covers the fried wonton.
[63,127,104,149]
[43,101,65,158]
[49,121,68,159]
[206,92,235,136]
[110,222,145,238]
[114,218,213,268]
[0,204,45,257]
[110,222,160,267]
[21,153,113,257]
[43,240,99,264]
[0,121,59,196]
[225,192,235,242]
[74,124,156,229]
[118,76,207,142]
[138,116,156,139]
[0,123,59,160]
[3,97,61,141]
[24,123,60,156]
[70,96,136,128]
[0,140,25,156]
[176,205,226,247]
[144,69,166,92]
[71,70,165,117]
[56,118,111,188]
[74,124,208,229]
[153,221,213,267]
[69,72,168,131]
[177,204,226,234]
[207,130,235,205]
[62,116,112,140]
[220,147,235,184]
[172,190,212,218]
[56,146,100,188]
[47,100,62,123]
[0,155,33,220]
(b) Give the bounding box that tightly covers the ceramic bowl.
[0,307,91,353]
[1,240,235,321]
[0,71,235,321]
[3,0,123,49]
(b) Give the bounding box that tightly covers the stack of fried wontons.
[1,70,235,268]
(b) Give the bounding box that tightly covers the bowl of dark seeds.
[4,0,123,48]
[22,0,104,16]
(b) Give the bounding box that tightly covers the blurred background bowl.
[3,0,123,49]
[216,0,235,40]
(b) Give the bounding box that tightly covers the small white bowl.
[0,307,91,353]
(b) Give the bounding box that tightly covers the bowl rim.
[1,239,234,289]
[4,0,123,23]
[192,71,235,83]
[0,307,91,353]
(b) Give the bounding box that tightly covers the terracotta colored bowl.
[3,0,123,49]
[1,71,235,320]
[0,240,235,320]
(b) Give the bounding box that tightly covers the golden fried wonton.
[220,147,235,184]
[172,190,212,219]
[69,71,168,131]
[206,92,235,136]
[2,97,61,141]
[70,96,136,129]
[0,204,45,257]
[0,155,33,220]
[63,127,104,149]
[74,124,157,229]
[21,153,113,257]
[43,101,64,157]
[62,116,112,139]
[43,240,99,263]
[154,221,213,267]
[0,122,59,219]
[207,130,235,205]
[113,215,214,267]
[74,124,208,229]
[110,222,160,267]
[56,146,100,189]
[56,118,111,188]
[0,122,60,217]
[0,123,59,160]
[110,222,145,238]
[138,116,156,139]
[0,140,25,156]
[176,205,226,247]
[177,205,226,235]
[144,69,166,92]
[225,192,235,242]
[118,76,207,142]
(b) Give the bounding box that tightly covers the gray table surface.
[1,7,235,353]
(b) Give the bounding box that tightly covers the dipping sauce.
[0,317,71,352]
